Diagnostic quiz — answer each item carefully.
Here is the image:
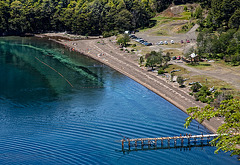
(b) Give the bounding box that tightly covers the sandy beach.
[36,33,224,133]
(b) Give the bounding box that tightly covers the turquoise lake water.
[0,37,239,164]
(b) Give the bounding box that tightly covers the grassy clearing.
[152,11,191,21]
[186,62,212,70]
[141,11,191,33]
[183,75,240,98]
[164,64,189,75]
[163,49,183,57]
[185,75,233,88]
[215,60,240,71]
[152,30,169,36]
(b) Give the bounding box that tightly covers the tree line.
[0,0,205,36]
[183,0,240,65]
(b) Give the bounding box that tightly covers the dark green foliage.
[176,76,184,87]
[193,85,213,104]
[158,69,165,74]
[190,82,202,92]
[193,6,202,19]
[185,99,240,157]
[145,50,163,70]
[199,0,240,31]
[163,52,171,66]
[139,56,144,64]
[196,28,240,65]
[0,0,161,36]
[0,0,214,36]
[117,34,130,47]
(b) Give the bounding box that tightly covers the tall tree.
[0,1,10,34]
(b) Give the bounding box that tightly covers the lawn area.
[183,75,240,99]
[164,64,189,75]
[163,48,183,56]
[140,11,191,33]
[151,11,191,21]
[186,62,212,70]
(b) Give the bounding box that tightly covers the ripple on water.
[0,37,239,165]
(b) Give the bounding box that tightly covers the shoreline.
[36,33,223,134]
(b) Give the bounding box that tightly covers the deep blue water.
[0,37,238,165]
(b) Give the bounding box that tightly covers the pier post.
[122,140,124,150]
[155,138,157,148]
[135,140,137,147]
[188,138,190,144]
[181,138,183,145]
[128,139,130,150]
[168,138,170,146]
[161,139,163,146]
[174,139,177,147]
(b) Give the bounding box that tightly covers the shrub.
[191,82,202,92]
[184,6,188,11]
[158,69,165,74]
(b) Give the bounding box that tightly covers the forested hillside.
[0,0,206,36]
[196,0,240,65]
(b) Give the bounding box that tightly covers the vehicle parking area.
[129,34,153,46]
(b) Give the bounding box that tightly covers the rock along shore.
[36,33,224,134]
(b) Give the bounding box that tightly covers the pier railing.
[121,134,218,150]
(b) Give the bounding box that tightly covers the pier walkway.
[121,134,218,150]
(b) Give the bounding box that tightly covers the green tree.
[177,76,184,87]
[9,1,25,33]
[228,9,240,29]
[163,52,171,67]
[194,6,203,19]
[117,34,130,47]
[145,50,163,70]
[114,9,133,32]
[185,99,240,157]
[190,82,202,92]
[0,1,10,34]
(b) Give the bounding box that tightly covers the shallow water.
[0,37,238,164]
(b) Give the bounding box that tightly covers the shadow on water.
[119,143,212,154]
[0,37,105,105]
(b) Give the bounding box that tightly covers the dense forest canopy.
[0,0,206,36]
[194,0,240,65]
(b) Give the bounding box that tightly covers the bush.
[191,82,202,92]
[158,69,165,74]
[184,6,188,11]
[177,76,184,87]
[102,31,113,38]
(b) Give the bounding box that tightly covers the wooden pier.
[121,134,218,150]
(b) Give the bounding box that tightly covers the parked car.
[177,56,181,60]
[164,41,168,45]
[135,38,143,42]
[186,40,190,43]
[172,56,176,60]
[144,42,152,46]
[156,41,164,45]
[171,40,174,44]
[129,34,137,39]
[181,40,184,44]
